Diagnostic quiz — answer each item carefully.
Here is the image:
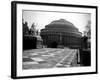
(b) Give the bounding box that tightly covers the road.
[23,48,79,69]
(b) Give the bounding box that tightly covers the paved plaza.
[23,48,79,69]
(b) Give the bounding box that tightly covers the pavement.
[23,48,80,70]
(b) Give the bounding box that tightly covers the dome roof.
[41,19,82,37]
[46,19,77,30]
[50,19,74,26]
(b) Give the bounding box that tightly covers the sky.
[23,10,91,33]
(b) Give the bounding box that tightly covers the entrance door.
[51,41,58,48]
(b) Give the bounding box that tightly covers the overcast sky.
[23,10,91,33]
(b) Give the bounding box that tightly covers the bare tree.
[83,20,91,37]
[23,21,29,36]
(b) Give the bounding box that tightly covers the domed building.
[40,19,82,48]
